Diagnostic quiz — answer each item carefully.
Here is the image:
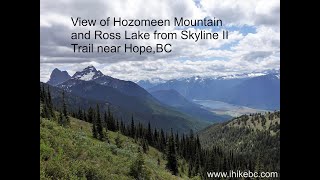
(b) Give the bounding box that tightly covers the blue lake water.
[193,100,238,110]
[193,99,266,117]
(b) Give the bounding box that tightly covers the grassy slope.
[226,112,280,135]
[198,112,280,173]
[40,116,199,180]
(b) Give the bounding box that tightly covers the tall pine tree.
[166,129,178,175]
[88,107,97,139]
[96,104,105,141]
[131,115,135,138]
[62,91,70,126]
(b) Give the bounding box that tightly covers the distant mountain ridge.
[137,69,280,89]
[146,70,280,110]
[48,66,213,133]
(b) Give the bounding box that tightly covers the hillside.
[224,74,280,110]
[198,111,280,173]
[226,111,280,135]
[40,116,198,180]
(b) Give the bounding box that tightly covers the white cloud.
[40,0,280,82]
[232,26,280,52]
[200,0,280,26]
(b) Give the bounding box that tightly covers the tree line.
[40,84,279,179]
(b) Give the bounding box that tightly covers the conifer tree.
[96,104,105,141]
[83,110,87,122]
[104,111,108,130]
[129,148,149,180]
[153,128,159,149]
[88,107,97,138]
[120,120,125,134]
[141,138,149,153]
[42,86,47,103]
[92,119,98,139]
[147,121,153,146]
[166,129,178,175]
[160,129,166,152]
[131,115,135,138]
[58,109,64,126]
[40,84,44,103]
[62,91,70,126]
[116,120,119,131]
[115,132,123,148]
[47,86,54,118]
[77,107,83,120]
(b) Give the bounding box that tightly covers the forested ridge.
[40,84,280,179]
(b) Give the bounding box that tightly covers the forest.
[40,83,279,179]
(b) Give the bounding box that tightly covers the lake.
[193,99,267,117]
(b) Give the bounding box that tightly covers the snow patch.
[79,71,96,81]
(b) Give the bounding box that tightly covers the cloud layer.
[40,0,280,82]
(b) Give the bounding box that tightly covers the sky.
[40,0,280,83]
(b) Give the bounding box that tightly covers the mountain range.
[141,70,280,110]
[44,66,229,133]
[44,66,279,133]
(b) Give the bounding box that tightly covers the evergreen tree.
[129,148,150,180]
[166,129,178,175]
[96,104,105,141]
[160,129,166,152]
[40,84,50,119]
[116,120,119,131]
[120,120,125,134]
[153,128,159,149]
[141,138,149,153]
[62,91,70,126]
[42,86,47,104]
[41,102,49,118]
[58,109,65,126]
[175,133,180,155]
[77,107,83,120]
[47,86,55,118]
[115,132,123,148]
[147,122,153,146]
[92,119,98,139]
[104,111,108,130]
[40,84,44,103]
[83,110,87,122]
[107,106,115,131]
[88,107,97,139]
[131,115,135,138]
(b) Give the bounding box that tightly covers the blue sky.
[40,0,279,82]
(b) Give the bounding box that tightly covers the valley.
[193,99,267,117]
